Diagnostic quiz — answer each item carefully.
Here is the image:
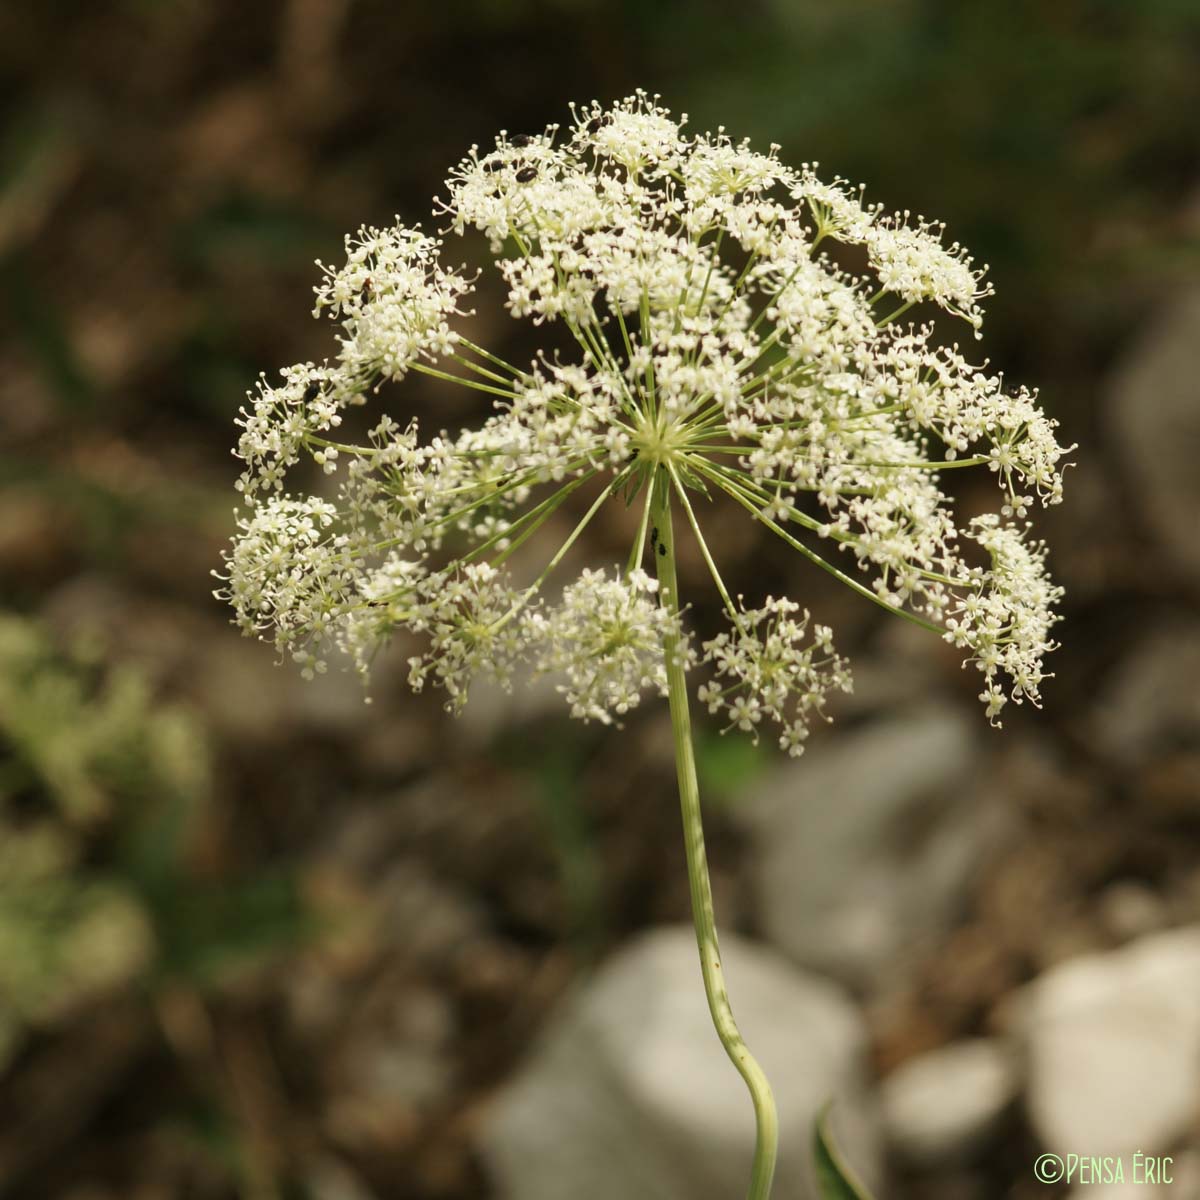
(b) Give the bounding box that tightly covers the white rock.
[479,926,881,1200]
[1107,287,1200,585]
[1018,926,1200,1156]
[739,706,994,988]
[881,1039,1021,1164]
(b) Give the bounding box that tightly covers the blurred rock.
[835,619,955,721]
[194,633,364,742]
[1107,287,1200,585]
[377,859,486,965]
[880,1039,1020,1165]
[479,925,880,1200]
[456,666,564,747]
[303,1155,379,1200]
[1091,626,1200,767]
[1167,1149,1200,1194]
[739,705,998,989]
[1018,926,1200,1155]
[323,979,456,1153]
[1097,881,1169,944]
[1174,867,1200,926]
[340,996,453,1109]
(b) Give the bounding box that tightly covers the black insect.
[650,526,659,555]
[584,114,611,135]
[359,277,373,303]
[482,159,503,173]
[515,166,538,183]
[303,381,321,403]
[658,541,666,557]
[509,134,534,148]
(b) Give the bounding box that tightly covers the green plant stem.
[650,471,779,1200]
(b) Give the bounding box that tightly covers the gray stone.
[835,620,944,719]
[1017,926,1200,1156]
[456,665,565,746]
[1091,626,1200,766]
[303,1156,379,1200]
[880,1039,1021,1165]
[1097,881,1169,943]
[1106,286,1200,585]
[321,981,456,1152]
[739,706,993,988]
[479,925,881,1200]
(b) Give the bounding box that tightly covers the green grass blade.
[812,1103,876,1200]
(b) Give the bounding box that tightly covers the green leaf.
[812,1103,876,1200]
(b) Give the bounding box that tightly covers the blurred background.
[2,2,1199,1198]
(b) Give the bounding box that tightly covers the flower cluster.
[530,568,681,724]
[217,91,1069,738]
[698,598,852,757]
[946,516,1063,724]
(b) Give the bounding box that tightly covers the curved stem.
[650,472,778,1200]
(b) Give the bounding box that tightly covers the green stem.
[650,473,778,1200]
[410,360,516,400]
[487,467,629,633]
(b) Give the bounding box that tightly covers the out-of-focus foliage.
[611,0,1200,401]
[0,615,309,1073]
[0,616,206,823]
[0,617,184,1065]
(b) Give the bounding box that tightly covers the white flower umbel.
[699,598,852,757]
[216,92,1070,1200]
[532,567,680,724]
